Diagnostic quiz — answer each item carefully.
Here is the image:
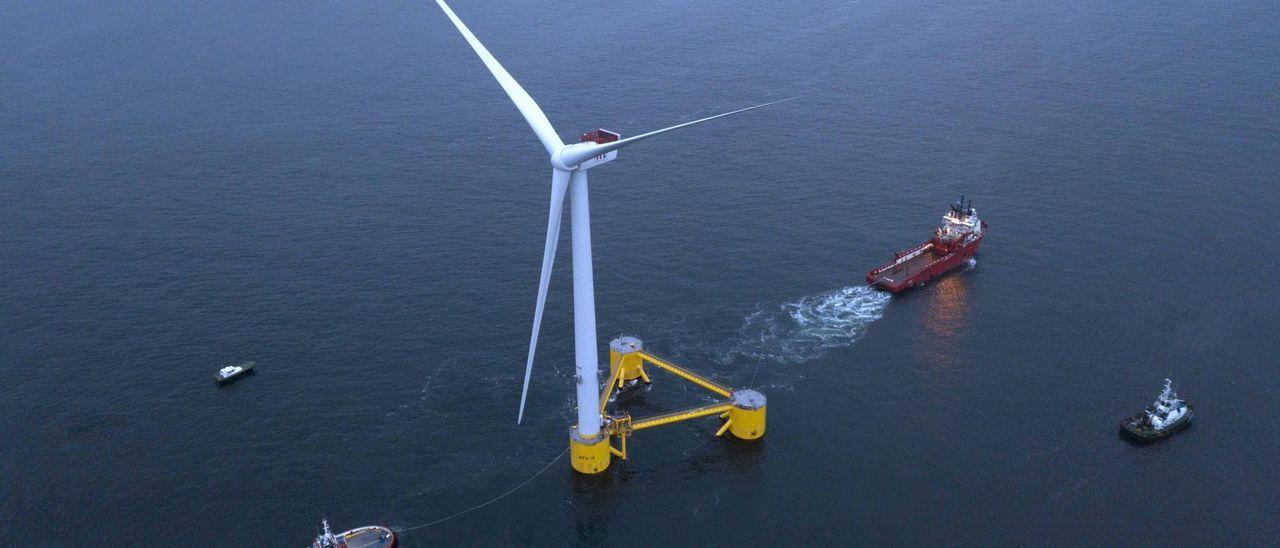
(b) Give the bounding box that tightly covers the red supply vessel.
[867,198,987,293]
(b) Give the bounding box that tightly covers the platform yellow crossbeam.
[599,360,625,414]
[631,402,734,431]
[637,351,732,398]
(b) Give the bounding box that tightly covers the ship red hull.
[867,222,986,293]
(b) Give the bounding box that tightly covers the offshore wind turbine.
[436,0,793,470]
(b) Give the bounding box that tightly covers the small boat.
[1120,379,1194,442]
[310,518,397,548]
[214,361,255,385]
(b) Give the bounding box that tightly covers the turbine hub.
[549,145,579,171]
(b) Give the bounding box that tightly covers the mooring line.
[394,446,569,534]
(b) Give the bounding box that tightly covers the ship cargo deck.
[336,527,396,548]
[869,246,940,287]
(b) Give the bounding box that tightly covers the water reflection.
[918,268,971,368]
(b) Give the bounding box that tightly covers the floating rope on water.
[394,446,569,534]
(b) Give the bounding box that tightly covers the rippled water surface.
[3,0,1278,545]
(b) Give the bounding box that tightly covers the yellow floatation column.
[609,336,649,388]
[569,426,610,474]
[724,389,767,440]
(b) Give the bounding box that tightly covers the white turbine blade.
[518,168,571,424]
[558,97,798,168]
[436,0,564,155]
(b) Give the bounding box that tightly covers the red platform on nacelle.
[576,129,620,169]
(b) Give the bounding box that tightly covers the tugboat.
[867,197,987,293]
[1120,379,1194,442]
[310,518,397,548]
[214,361,255,385]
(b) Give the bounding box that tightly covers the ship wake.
[719,285,891,364]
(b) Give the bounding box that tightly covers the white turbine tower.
[436,0,793,464]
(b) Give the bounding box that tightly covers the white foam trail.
[721,285,891,364]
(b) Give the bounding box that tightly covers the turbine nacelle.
[551,129,621,171]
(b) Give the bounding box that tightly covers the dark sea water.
[3,0,1279,545]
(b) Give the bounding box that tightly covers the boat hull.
[867,224,986,293]
[332,526,397,548]
[1120,405,1194,442]
[214,361,256,385]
